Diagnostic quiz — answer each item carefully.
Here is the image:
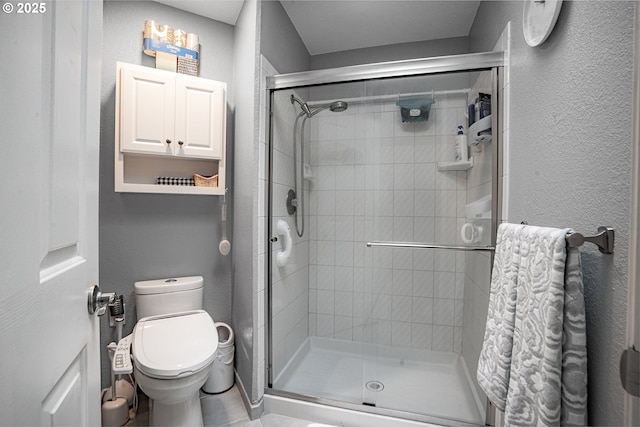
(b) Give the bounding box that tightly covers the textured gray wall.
[260,0,310,74]
[309,37,469,70]
[99,1,234,386]
[469,1,634,424]
[231,0,261,405]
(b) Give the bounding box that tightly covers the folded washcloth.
[477,223,587,426]
[156,176,195,186]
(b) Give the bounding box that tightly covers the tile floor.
[126,385,334,427]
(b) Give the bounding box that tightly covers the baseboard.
[234,370,264,420]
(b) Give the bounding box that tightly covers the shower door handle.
[276,220,292,267]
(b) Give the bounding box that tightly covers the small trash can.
[203,322,235,394]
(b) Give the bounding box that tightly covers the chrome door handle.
[87,285,115,316]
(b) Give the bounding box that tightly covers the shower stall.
[266,52,504,426]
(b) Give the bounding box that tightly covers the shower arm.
[291,95,312,118]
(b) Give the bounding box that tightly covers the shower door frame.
[266,51,505,427]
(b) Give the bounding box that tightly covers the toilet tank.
[134,276,204,319]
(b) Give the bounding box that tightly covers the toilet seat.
[132,310,218,379]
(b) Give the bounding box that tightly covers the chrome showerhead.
[307,100,348,117]
[291,94,348,118]
[329,101,348,113]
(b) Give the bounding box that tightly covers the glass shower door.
[358,70,497,425]
[268,82,369,407]
[267,61,501,426]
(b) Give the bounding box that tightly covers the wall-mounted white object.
[114,62,227,195]
[465,195,492,219]
[468,114,492,147]
[523,0,563,47]
[276,220,292,267]
[461,223,483,245]
[219,192,231,256]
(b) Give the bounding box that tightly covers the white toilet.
[132,276,218,427]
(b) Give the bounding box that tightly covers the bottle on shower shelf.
[455,125,468,162]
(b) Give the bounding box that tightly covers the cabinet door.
[174,75,225,159]
[120,64,175,155]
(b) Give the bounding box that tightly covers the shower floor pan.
[273,337,484,425]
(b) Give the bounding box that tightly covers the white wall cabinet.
[115,62,226,195]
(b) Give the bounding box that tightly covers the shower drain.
[365,381,384,392]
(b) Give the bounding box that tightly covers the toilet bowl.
[133,310,218,427]
[132,277,219,427]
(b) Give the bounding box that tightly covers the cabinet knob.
[166,139,172,144]
[178,141,184,146]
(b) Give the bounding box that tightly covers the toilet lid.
[132,310,218,379]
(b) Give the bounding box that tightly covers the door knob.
[87,285,115,316]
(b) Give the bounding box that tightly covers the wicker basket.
[193,174,218,187]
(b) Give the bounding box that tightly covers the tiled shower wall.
[307,95,470,352]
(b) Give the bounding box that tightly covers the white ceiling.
[151,0,481,56]
[152,0,245,26]
[280,1,481,55]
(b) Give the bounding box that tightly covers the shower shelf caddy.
[469,114,492,145]
[437,158,474,171]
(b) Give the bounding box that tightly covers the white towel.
[477,223,587,426]
[477,223,523,410]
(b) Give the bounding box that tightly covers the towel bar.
[366,241,495,252]
[367,226,615,254]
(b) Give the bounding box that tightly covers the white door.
[0,1,102,425]
[119,62,176,155]
[175,75,226,159]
